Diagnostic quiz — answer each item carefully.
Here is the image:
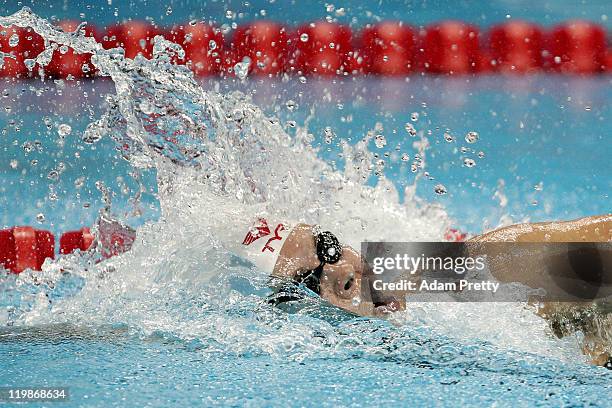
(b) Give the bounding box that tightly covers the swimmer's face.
[317,246,404,317]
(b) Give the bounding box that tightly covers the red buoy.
[169,23,223,76]
[422,21,480,74]
[229,22,289,76]
[548,21,606,74]
[294,22,353,76]
[0,26,44,78]
[489,21,544,74]
[360,21,416,75]
[102,22,160,60]
[0,227,55,274]
[60,227,95,255]
[47,21,98,78]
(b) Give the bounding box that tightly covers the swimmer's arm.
[464,215,611,285]
[468,215,612,243]
[272,224,322,279]
[467,215,612,367]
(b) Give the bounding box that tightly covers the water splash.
[0,8,587,365]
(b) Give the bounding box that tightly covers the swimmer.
[227,214,611,367]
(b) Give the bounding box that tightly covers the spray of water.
[0,8,588,365]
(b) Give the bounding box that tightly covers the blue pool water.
[1,2,611,407]
[1,76,610,234]
[1,74,610,407]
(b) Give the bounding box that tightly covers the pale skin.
[271,215,612,367]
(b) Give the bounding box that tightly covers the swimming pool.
[1,1,611,407]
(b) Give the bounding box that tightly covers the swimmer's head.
[269,227,404,317]
[312,245,403,317]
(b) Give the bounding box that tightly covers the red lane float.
[2,20,611,78]
[294,22,353,76]
[0,227,54,274]
[360,21,416,75]
[47,21,98,78]
[0,25,44,78]
[102,22,160,60]
[489,21,543,74]
[421,21,481,74]
[60,227,95,255]
[169,23,223,76]
[228,21,289,76]
[548,21,606,74]
[60,221,135,258]
[606,49,612,73]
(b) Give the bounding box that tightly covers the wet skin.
[271,216,611,366]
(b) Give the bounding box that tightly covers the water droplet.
[477,151,485,158]
[405,123,417,137]
[352,296,361,306]
[74,176,85,189]
[443,132,454,142]
[411,112,419,122]
[434,184,447,195]
[234,57,251,80]
[323,126,335,144]
[58,123,72,136]
[285,99,297,111]
[9,159,18,169]
[401,153,410,162]
[36,213,45,223]
[374,134,386,148]
[463,158,476,168]
[465,131,479,143]
[299,76,307,84]
[165,6,173,15]
[82,130,102,144]
[534,182,544,191]
[47,170,59,181]
[8,33,19,47]
[209,40,217,50]
[81,63,90,73]
[300,33,309,42]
